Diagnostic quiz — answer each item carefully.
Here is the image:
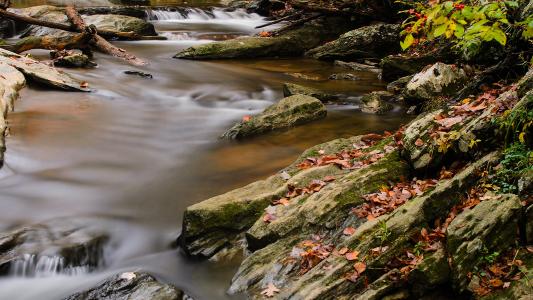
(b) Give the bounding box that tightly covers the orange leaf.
[489,278,504,288]
[354,262,366,275]
[343,227,356,236]
[415,138,425,147]
[338,247,348,255]
[345,251,360,261]
[260,283,280,297]
[242,115,252,122]
[80,81,89,88]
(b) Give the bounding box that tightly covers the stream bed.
[0,2,410,299]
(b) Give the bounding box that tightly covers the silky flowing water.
[0,2,409,299]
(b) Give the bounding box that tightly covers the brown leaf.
[338,247,349,255]
[415,138,425,147]
[354,262,366,275]
[323,175,336,182]
[345,251,360,261]
[260,283,280,297]
[80,81,89,88]
[343,227,356,236]
[434,116,463,128]
[489,278,504,288]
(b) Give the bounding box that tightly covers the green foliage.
[377,220,392,246]
[398,0,532,58]
[492,143,532,194]
[499,105,533,146]
[479,246,500,265]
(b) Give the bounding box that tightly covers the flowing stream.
[0,1,409,299]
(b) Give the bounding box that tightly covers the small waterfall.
[145,7,264,22]
[9,254,92,277]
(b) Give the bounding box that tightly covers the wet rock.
[447,193,521,291]
[174,17,353,59]
[328,73,358,81]
[306,23,401,60]
[14,5,156,38]
[361,91,394,114]
[221,95,326,139]
[180,135,385,257]
[64,271,186,300]
[229,153,497,298]
[78,7,147,19]
[0,48,89,91]
[0,62,26,165]
[334,60,381,74]
[0,217,109,276]
[403,63,468,104]
[51,50,96,68]
[386,75,413,94]
[282,83,339,103]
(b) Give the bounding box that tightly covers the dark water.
[0,4,409,299]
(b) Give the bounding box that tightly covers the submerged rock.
[64,272,186,300]
[0,217,108,276]
[282,83,339,103]
[0,48,89,91]
[328,73,359,81]
[360,91,394,114]
[403,63,468,103]
[306,23,401,60]
[221,95,326,139]
[174,17,353,59]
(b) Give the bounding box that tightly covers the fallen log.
[65,5,146,66]
[2,27,94,53]
[255,12,302,29]
[0,8,143,40]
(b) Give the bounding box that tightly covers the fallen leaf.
[434,116,463,128]
[345,251,360,261]
[503,282,511,289]
[259,31,272,37]
[354,262,366,274]
[415,138,425,147]
[242,115,252,122]
[279,171,291,181]
[343,227,356,236]
[338,247,349,255]
[120,272,136,280]
[323,175,336,182]
[489,278,504,288]
[80,81,89,88]
[260,283,280,297]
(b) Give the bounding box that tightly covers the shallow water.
[0,4,409,299]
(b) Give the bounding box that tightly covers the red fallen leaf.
[343,227,356,236]
[242,115,252,122]
[367,214,376,221]
[361,133,383,143]
[434,116,463,128]
[354,262,366,275]
[263,213,276,223]
[80,81,89,88]
[260,283,280,297]
[259,31,272,37]
[489,278,504,288]
[345,251,359,261]
[323,175,336,182]
[415,138,425,147]
[274,198,290,206]
[338,247,349,255]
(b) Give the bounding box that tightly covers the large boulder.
[0,62,26,165]
[0,48,89,91]
[447,194,522,291]
[402,63,468,103]
[282,83,339,103]
[380,47,456,81]
[13,5,156,38]
[64,272,186,300]
[0,217,108,276]
[306,23,401,60]
[174,17,353,59]
[221,95,327,139]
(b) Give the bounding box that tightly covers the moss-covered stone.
[174,17,353,59]
[306,24,400,61]
[282,83,339,103]
[361,91,394,114]
[221,95,327,139]
[447,193,522,291]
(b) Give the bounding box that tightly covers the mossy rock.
[447,193,522,292]
[361,91,394,114]
[282,83,339,103]
[306,23,401,61]
[221,95,327,139]
[174,17,353,59]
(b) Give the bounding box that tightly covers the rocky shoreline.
[0,0,531,299]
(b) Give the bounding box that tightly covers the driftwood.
[0,8,142,40]
[65,5,146,66]
[272,13,322,35]
[255,12,302,29]
[3,27,95,53]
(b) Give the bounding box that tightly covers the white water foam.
[10,254,91,277]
